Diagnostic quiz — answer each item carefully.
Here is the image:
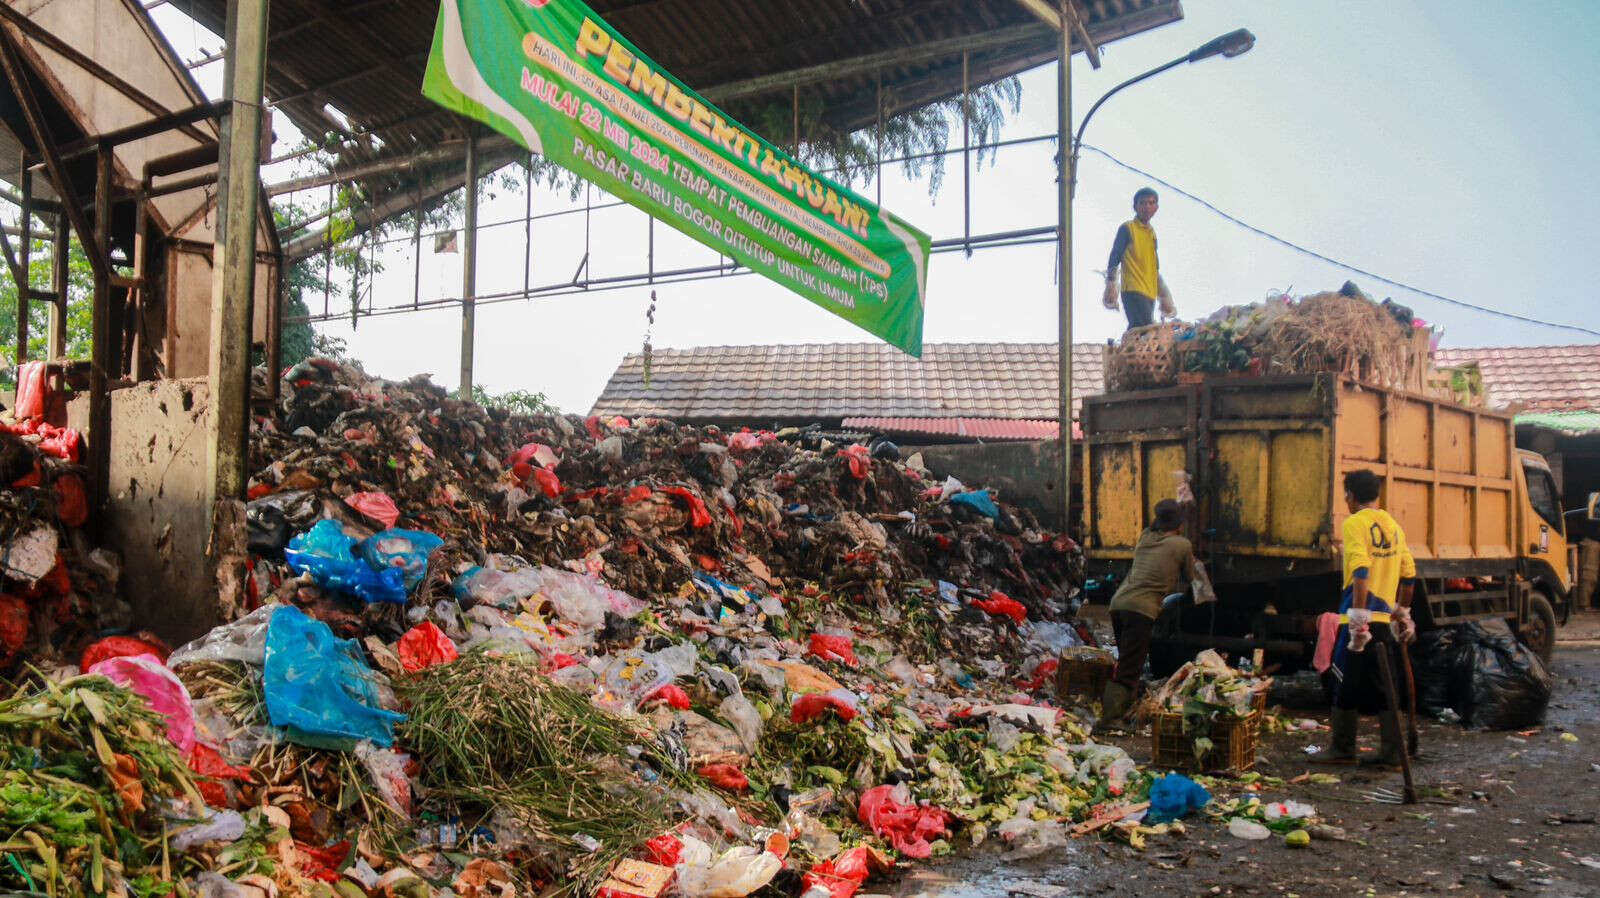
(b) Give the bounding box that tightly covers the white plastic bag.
[168,605,279,667]
[677,847,782,898]
[1228,817,1271,840]
[718,693,764,752]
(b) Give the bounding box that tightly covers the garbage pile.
[1107,283,1470,401]
[5,361,1211,897]
[0,360,131,677]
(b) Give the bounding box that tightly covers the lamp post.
[1056,25,1255,532]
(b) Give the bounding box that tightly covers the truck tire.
[1518,591,1557,663]
[1148,601,1193,679]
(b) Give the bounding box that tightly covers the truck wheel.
[1148,602,1192,679]
[1519,592,1557,663]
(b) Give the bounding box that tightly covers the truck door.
[1520,457,1570,592]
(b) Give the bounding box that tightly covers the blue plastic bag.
[263,605,405,748]
[1146,773,1211,824]
[285,519,408,604]
[361,528,444,596]
[949,489,1000,519]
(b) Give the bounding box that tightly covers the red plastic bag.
[790,690,859,725]
[545,653,581,672]
[621,485,653,504]
[294,840,351,883]
[644,683,691,710]
[531,466,562,499]
[187,742,252,781]
[396,622,459,672]
[841,445,871,479]
[54,474,88,527]
[0,595,28,658]
[807,633,859,667]
[857,785,951,859]
[971,591,1027,626]
[801,847,890,898]
[642,832,684,867]
[728,431,761,452]
[663,487,712,528]
[344,491,399,529]
[80,635,171,671]
[1022,658,1059,691]
[697,763,750,792]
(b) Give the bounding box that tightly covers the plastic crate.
[1055,651,1115,699]
[1151,707,1261,774]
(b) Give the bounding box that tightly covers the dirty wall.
[914,440,1072,530]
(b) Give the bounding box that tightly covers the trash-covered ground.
[891,630,1600,898]
[3,359,1593,898]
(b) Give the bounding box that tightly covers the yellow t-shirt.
[1114,218,1160,298]
[1341,507,1416,604]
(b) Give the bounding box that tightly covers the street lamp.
[1072,28,1255,196]
[1055,25,1255,533]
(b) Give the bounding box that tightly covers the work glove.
[1102,274,1121,311]
[1156,276,1176,319]
[1346,607,1372,653]
[1393,606,1416,644]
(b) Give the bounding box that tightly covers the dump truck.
[1081,374,1574,672]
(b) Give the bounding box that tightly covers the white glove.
[1156,276,1176,319]
[1346,607,1372,652]
[1102,275,1120,311]
[1393,606,1415,644]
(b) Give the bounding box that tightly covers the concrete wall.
[914,440,1069,529]
[98,379,218,645]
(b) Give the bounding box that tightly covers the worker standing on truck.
[1325,469,1418,766]
[1102,187,1176,330]
[1097,499,1210,732]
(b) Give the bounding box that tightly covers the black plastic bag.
[1415,620,1552,730]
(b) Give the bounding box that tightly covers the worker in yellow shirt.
[1102,187,1175,330]
[1325,469,1417,766]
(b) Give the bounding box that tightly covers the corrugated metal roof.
[1434,345,1600,412]
[589,341,1107,421]
[843,416,1063,441]
[1515,410,1600,436]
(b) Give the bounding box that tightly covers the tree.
[471,384,559,416]
[0,233,94,388]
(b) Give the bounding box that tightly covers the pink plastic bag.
[12,361,46,420]
[89,654,197,754]
[807,633,859,667]
[345,491,400,529]
[396,621,459,672]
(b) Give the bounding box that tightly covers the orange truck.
[1081,374,1580,672]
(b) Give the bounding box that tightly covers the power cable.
[1078,143,1600,339]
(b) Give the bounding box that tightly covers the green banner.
[422,0,929,355]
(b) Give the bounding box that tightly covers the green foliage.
[471,384,559,416]
[0,232,95,387]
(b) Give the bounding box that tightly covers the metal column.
[49,214,66,359]
[1055,0,1074,530]
[206,0,269,502]
[16,159,29,362]
[90,146,112,503]
[458,129,478,400]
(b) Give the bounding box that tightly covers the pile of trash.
[1108,284,1471,401]
[6,360,1219,897]
[1145,649,1270,719]
[0,360,130,677]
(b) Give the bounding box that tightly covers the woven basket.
[1108,322,1182,390]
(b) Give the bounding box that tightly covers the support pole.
[961,52,971,256]
[458,127,478,400]
[16,157,29,363]
[265,261,282,404]
[49,214,66,359]
[1055,0,1074,531]
[90,146,112,504]
[206,0,269,503]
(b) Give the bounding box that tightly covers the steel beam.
[1056,0,1074,529]
[17,158,29,362]
[458,130,478,400]
[48,214,66,359]
[90,145,112,505]
[1013,0,1101,68]
[206,0,269,503]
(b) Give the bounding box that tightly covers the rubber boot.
[1373,708,1405,769]
[1315,708,1359,764]
[1094,682,1132,734]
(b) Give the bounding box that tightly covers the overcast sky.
[157,1,1600,413]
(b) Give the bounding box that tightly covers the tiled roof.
[843,416,1065,441]
[1514,410,1600,436]
[1434,345,1600,412]
[589,342,1107,422]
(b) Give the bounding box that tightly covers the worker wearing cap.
[1325,469,1417,766]
[1097,499,1209,731]
[1102,187,1175,330]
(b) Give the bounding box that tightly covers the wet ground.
[887,616,1600,898]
